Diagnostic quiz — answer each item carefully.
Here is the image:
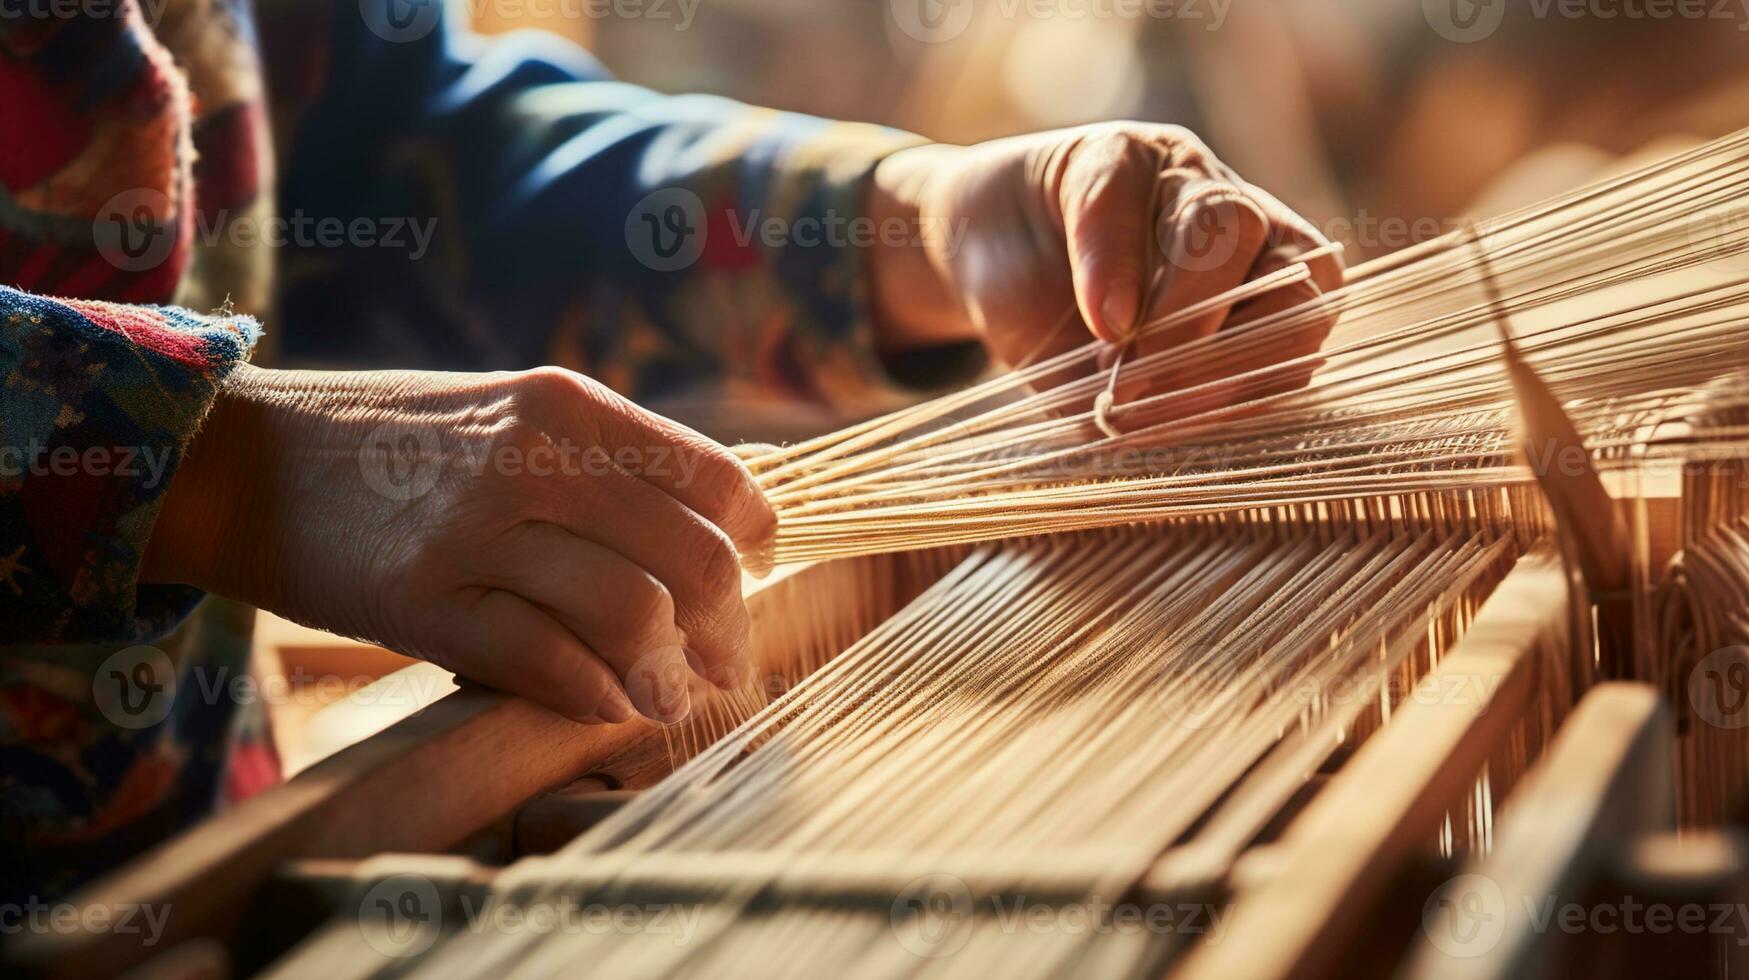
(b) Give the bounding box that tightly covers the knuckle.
[1156,124,1215,169]
[682,532,752,653]
[685,439,740,486]
[1195,190,1269,243]
[691,442,776,539]
[506,366,617,452]
[1089,127,1138,156]
[517,365,585,402]
[1072,130,1149,185]
[1151,122,1195,145]
[696,532,744,602]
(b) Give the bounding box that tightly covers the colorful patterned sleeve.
[0,286,259,643]
[260,1,985,428]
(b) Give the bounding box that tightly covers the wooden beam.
[1173,550,1571,980]
[1403,683,1674,980]
[6,553,926,980]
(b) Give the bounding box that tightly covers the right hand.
[143,365,776,726]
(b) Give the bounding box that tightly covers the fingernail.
[597,688,636,725]
[687,650,745,691]
[1101,282,1140,339]
[675,647,731,693]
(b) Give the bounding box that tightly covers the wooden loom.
[13,134,1749,980]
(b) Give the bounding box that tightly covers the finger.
[1059,132,1168,343]
[547,471,753,690]
[1234,180,1346,296]
[1231,243,1336,381]
[1216,287,1328,407]
[490,524,699,724]
[1117,245,1329,427]
[1126,177,1271,399]
[1148,176,1273,343]
[530,369,778,564]
[436,589,638,725]
[489,525,699,724]
[1231,243,1336,341]
[593,402,776,562]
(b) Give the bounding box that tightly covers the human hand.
[143,365,775,726]
[868,123,1344,394]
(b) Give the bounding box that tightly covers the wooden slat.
[1404,683,1674,980]
[1563,829,1749,980]
[6,555,920,980]
[1172,550,1571,980]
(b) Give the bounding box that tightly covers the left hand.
[867,123,1344,394]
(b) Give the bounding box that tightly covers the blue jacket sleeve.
[261,0,969,423]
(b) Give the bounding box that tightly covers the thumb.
[1059,135,1164,344]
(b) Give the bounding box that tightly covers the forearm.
[867,144,979,354]
[141,364,279,600]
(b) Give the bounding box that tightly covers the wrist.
[141,365,269,592]
[867,144,977,352]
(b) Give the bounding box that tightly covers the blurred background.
[265,0,1749,771]
[477,0,1749,262]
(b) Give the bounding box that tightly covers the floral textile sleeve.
[0,286,258,643]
